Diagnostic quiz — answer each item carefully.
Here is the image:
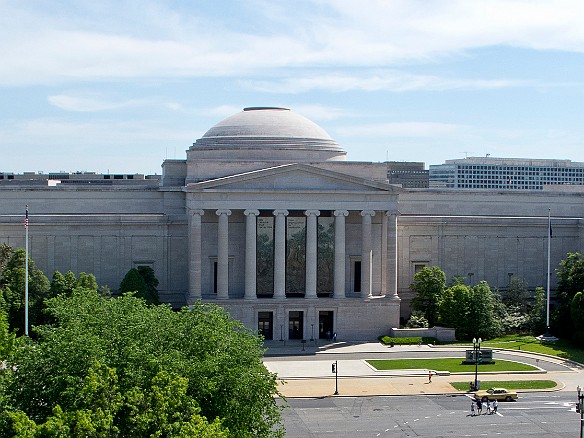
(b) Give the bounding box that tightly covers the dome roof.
[190,107,346,162]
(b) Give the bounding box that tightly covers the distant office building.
[429,157,584,190]
[386,162,429,188]
[0,171,158,185]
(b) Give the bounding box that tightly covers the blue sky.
[1,0,583,175]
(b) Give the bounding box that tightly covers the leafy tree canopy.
[120,267,160,305]
[557,252,584,299]
[0,249,50,334]
[1,289,283,437]
[411,266,446,327]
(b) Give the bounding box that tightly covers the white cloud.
[47,93,146,112]
[335,121,467,138]
[1,1,583,86]
[243,71,529,93]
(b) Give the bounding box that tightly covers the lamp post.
[472,337,482,391]
[577,385,583,438]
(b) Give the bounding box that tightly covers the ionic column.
[244,209,260,300]
[333,210,348,299]
[273,210,288,299]
[216,209,231,300]
[361,210,375,298]
[305,210,320,299]
[188,209,204,303]
[387,211,399,299]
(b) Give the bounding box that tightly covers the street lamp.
[472,337,482,391]
[577,385,583,438]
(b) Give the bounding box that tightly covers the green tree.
[0,243,13,272]
[439,283,471,336]
[405,311,428,328]
[554,252,584,338]
[3,362,227,437]
[120,267,160,305]
[411,266,446,327]
[504,275,530,312]
[467,281,503,340]
[0,249,50,333]
[438,281,503,340]
[1,289,283,437]
[571,292,584,344]
[528,286,547,335]
[557,252,584,296]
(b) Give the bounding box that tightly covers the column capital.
[244,209,260,217]
[304,209,320,217]
[385,210,400,217]
[334,209,349,217]
[216,209,232,216]
[191,209,205,216]
[360,210,376,217]
[273,209,289,217]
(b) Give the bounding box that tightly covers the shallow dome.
[190,107,347,162]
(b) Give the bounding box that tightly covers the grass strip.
[449,380,557,391]
[450,335,584,364]
[366,358,537,373]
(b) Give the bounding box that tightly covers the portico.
[185,162,401,340]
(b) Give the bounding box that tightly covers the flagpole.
[25,205,29,336]
[545,208,551,337]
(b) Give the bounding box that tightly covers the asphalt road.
[281,391,581,437]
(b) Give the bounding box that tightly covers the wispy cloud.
[242,71,529,93]
[1,1,583,86]
[335,121,467,138]
[47,93,146,112]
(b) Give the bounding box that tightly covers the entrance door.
[319,311,334,340]
[258,311,273,340]
[288,311,304,339]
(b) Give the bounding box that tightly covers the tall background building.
[429,157,584,190]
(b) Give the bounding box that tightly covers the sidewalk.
[262,341,581,398]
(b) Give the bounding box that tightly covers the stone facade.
[1,107,583,340]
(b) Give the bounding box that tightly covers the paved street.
[263,341,581,398]
[281,392,580,437]
[264,341,584,436]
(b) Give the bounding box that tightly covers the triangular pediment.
[185,163,401,193]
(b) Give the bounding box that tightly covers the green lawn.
[366,358,537,373]
[449,380,557,391]
[451,335,584,364]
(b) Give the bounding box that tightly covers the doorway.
[319,311,334,340]
[258,311,273,340]
[288,311,304,339]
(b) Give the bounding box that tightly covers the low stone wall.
[390,326,456,342]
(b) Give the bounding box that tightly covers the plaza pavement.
[262,340,584,398]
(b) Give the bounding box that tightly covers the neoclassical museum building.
[1,107,583,340]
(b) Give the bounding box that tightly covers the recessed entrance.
[258,311,273,340]
[288,311,304,339]
[319,311,334,339]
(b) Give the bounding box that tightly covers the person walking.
[476,399,482,415]
[428,371,432,383]
[485,400,491,415]
[470,401,476,417]
[492,399,498,414]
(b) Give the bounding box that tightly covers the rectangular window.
[256,217,274,297]
[286,216,306,295]
[317,216,334,295]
